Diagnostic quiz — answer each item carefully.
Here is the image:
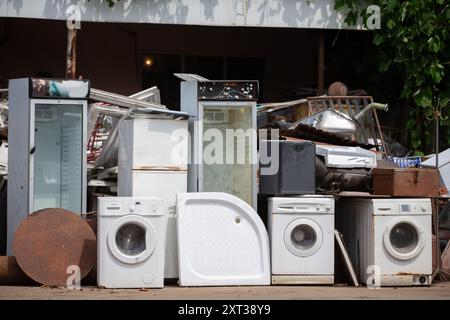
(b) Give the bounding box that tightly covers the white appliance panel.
[177,192,270,286]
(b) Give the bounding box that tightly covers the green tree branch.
[334,0,450,154]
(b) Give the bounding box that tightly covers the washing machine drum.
[108,216,156,264]
[383,217,425,261]
[284,218,323,257]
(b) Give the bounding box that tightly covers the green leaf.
[415,87,433,108]
[373,33,385,45]
[333,0,450,154]
[387,0,397,11]
[344,11,357,26]
[333,0,347,11]
[440,89,450,108]
[430,67,443,83]
[379,59,392,72]
[401,6,407,22]
[386,19,396,29]
[428,37,441,53]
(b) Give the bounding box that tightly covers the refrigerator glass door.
[201,103,255,207]
[31,102,84,213]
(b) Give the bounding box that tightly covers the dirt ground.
[0,282,449,300]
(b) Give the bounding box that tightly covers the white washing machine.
[269,196,335,284]
[337,198,432,286]
[97,197,167,288]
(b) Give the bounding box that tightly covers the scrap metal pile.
[259,94,389,194]
[0,77,449,291]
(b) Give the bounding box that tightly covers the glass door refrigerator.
[7,78,89,255]
[181,80,258,209]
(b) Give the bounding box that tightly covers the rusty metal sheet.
[81,217,98,286]
[0,256,36,285]
[442,240,450,275]
[13,208,96,286]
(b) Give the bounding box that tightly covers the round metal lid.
[13,208,96,287]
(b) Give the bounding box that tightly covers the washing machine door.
[383,217,425,261]
[108,215,156,264]
[284,218,323,257]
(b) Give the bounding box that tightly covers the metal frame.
[89,88,188,118]
[129,86,161,104]
[307,95,387,154]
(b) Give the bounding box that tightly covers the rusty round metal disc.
[328,81,348,96]
[13,208,96,286]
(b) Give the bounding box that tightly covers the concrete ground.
[0,282,449,300]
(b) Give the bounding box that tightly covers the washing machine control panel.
[99,198,165,216]
[123,200,164,216]
[274,200,334,214]
[374,201,431,215]
[401,204,411,212]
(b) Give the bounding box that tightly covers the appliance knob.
[316,206,320,211]
[421,205,427,212]
[130,205,135,212]
[326,206,331,211]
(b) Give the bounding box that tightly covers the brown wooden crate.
[373,168,441,197]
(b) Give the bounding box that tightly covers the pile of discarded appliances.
[0,76,448,289]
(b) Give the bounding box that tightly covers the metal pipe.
[354,102,389,121]
[432,109,441,281]
[129,86,161,104]
[92,105,128,117]
[89,88,189,118]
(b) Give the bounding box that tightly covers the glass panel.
[291,224,317,250]
[202,105,253,206]
[389,222,419,254]
[115,223,147,256]
[33,104,83,213]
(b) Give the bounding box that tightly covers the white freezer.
[118,117,188,171]
[118,116,189,279]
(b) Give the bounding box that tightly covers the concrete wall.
[0,0,362,30]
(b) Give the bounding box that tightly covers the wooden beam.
[66,28,77,79]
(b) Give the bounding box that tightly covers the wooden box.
[372,168,442,197]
